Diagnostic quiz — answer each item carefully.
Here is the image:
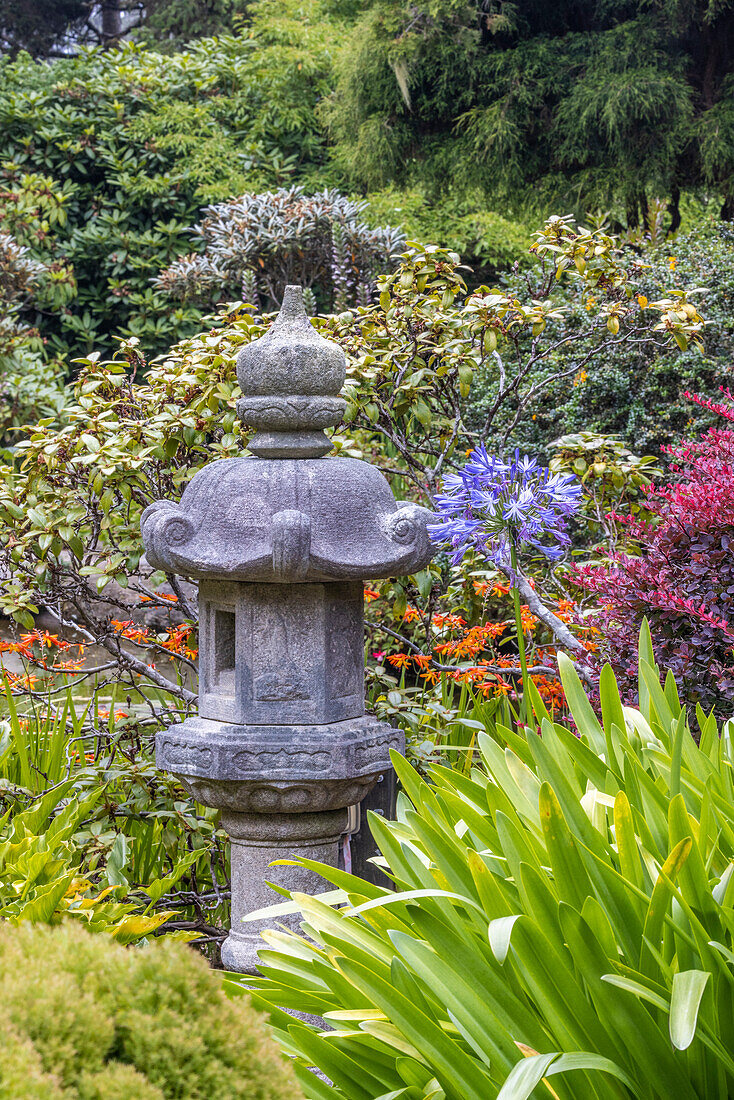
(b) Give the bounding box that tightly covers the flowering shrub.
[156,187,406,313]
[575,392,734,714]
[366,577,578,767]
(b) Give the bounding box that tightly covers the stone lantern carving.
[141,286,433,972]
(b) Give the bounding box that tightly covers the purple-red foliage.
[574,389,734,714]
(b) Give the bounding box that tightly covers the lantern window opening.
[213,607,236,694]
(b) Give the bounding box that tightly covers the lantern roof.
[141,286,433,583]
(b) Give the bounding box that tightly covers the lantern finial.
[236,284,347,458]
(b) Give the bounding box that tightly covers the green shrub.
[467,217,734,458]
[245,625,734,1099]
[0,775,181,942]
[0,0,338,358]
[0,921,302,1099]
[0,231,69,446]
[0,679,228,947]
[363,187,532,280]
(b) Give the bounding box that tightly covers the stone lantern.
[141,286,433,972]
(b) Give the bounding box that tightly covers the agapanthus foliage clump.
[156,186,405,312]
[428,448,583,566]
[575,391,734,714]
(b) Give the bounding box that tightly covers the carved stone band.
[155,714,402,787]
[237,394,346,432]
[158,711,404,813]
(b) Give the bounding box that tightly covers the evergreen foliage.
[0,231,69,445]
[0,921,302,1099]
[141,0,251,45]
[324,0,734,222]
[0,0,250,57]
[0,0,91,57]
[0,0,337,358]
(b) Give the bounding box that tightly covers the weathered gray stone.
[194,579,365,725]
[140,458,433,582]
[220,809,348,973]
[236,284,346,459]
[157,714,402,812]
[142,284,433,973]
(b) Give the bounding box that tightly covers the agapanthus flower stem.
[510,539,530,712]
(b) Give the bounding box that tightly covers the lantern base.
[156,714,403,813]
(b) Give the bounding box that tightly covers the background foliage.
[0,0,337,359]
[322,0,734,223]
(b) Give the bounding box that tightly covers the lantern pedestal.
[220,808,348,973]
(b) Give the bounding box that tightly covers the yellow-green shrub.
[0,922,302,1100]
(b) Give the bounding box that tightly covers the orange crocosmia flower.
[363,587,381,602]
[110,620,151,644]
[520,606,538,631]
[402,606,420,623]
[554,599,576,623]
[433,613,467,630]
[0,640,34,659]
[473,580,490,596]
[486,621,509,638]
[52,657,85,673]
[6,672,39,693]
[160,625,197,657]
[488,678,512,697]
[419,669,440,685]
[412,654,432,668]
[21,630,68,651]
[387,653,412,668]
[492,581,511,597]
[97,708,129,722]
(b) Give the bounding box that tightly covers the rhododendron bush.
[575,391,734,715]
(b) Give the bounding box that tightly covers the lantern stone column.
[141,286,433,973]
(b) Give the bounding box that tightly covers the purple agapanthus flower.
[428,446,582,565]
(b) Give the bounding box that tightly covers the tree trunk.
[668,186,681,235]
[101,1,121,42]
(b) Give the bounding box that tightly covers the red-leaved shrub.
[574,389,734,715]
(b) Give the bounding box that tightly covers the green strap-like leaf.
[669,970,710,1050]
[558,651,606,755]
[496,1050,635,1100]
